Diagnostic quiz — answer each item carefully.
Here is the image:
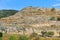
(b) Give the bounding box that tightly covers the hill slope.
[0,6,60,33]
[0,10,18,18]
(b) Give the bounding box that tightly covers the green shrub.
[47,31,54,37]
[9,35,17,40]
[0,10,18,18]
[0,32,3,37]
[41,31,54,37]
[51,8,55,11]
[50,16,55,21]
[0,38,2,40]
[19,35,30,40]
[41,31,47,37]
[57,18,60,21]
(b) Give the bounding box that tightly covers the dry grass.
[2,34,60,40]
[3,34,19,40]
[39,37,60,40]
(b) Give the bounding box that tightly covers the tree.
[0,32,2,40]
[51,8,56,15]
[51,8,55,12]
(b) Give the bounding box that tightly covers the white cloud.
[52,3,60,7]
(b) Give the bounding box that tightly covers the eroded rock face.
[0,6,60,34]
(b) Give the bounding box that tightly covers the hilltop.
[0,6,60,25]
[0,6,60,34]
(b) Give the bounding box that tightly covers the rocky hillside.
[0,7,60,25]
[0,6,60,34]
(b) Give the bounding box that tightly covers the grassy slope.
[0,10,18,18]
[2,34,60,40]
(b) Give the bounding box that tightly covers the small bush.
[41,31,47,37]
[47,31,54,37]
[0,38,2,40]
[0,32,3,37]
[19,35,30,40]
[9,35,17,40]
[57,18,60,21]
[41,31,54,37]
[50,16,55,21]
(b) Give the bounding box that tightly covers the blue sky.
[0,0,60,10]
